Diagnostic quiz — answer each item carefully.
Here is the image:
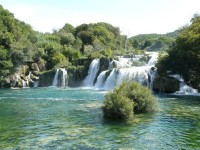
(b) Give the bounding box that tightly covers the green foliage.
[129,33,176,51]
[102,82,157,120]
[103,84,134,119]
[157,15,200,90]
[59,33,75,45]
[0,5,37,77]
[63,46,81,61]
[58,23,75,33]
[77,31,94,45]
[51,52,68,68]
[100,48,112,58]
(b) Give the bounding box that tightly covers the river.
[0,87,199,149]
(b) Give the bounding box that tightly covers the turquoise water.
[0,88,199,149]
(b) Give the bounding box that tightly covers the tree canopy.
[157,14,200,90]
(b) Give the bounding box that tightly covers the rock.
[66,58,93,87]
[31,63,40,72]
[68,66,88,87]
[10,74,21,87]
[16,65,29,76]
[17,79,23,88]
[37,58,46,71]
[30,74,39,81]
[153,76,180,93]
[94,57,110,84]
[0,78,11,88]
[29,81,34,87]
[38,70,55,87]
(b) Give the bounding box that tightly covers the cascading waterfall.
[60,68,68,86]
[116,66,149,86]
[170,74,198,95]
[52,68,68,87]
[147,52,158,66]
[95,70,108,89]
[93,52,159,90]
[83,59,100,87]
[104,69,117,90]
[149,67,157,90]
[34,81,39,88]
[52,69,59,86]
[22,80,27,88]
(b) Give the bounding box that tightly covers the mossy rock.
[31,63,40,72]
[67,65,88,87]
[30,74,39,81]
[16,65,29,76]
[153,76,180,93]
[38,70,56,87]
[17,79,23,88]
[72,57,92,68]
[94,57,110,84]
[29,81,34,87]
[0,78,11,88]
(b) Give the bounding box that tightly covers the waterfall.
[176,83,198,95]
[83,59,100,87]
[22,80,27,88]
[95,70,108,88]
[170,74,198,95]
[52,68,68,87]
[147,52,158,66]
[83,52,159,90]
[149,67,157,90]
[34,81,39,88]
[104,69,117,90]
[52,69,59,86]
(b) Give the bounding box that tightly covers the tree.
[77,31,94,45]
[51,52,68,68]
[59,33,75,45]
[59,23,74,33]
[157,15,200,90]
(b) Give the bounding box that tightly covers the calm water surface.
[0,87,199,149]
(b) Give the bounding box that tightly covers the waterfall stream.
[104,69,117,90]
[91,52,159,90]
[170,74,198,95]
[95,70,108,89]
[52,69,59,87]
[83,59,100,87]
[52,68,68,87]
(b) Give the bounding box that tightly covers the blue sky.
[1,0,200,36]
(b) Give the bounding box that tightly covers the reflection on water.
[0,88,199,149]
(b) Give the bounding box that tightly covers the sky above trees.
[1,0,200,36]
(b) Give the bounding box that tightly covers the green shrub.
[102,81,157,120]
[51,52,68,68]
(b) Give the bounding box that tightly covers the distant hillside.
[128,30,179,51]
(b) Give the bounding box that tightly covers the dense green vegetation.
[0,5,199,91]
[0,4,164,86]
[128,32,178,52]
[157,14,200,90]
[102,82,157,120]
[0,5,128,84]
[0,5,37,79]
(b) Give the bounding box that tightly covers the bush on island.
[102,81,158,120]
